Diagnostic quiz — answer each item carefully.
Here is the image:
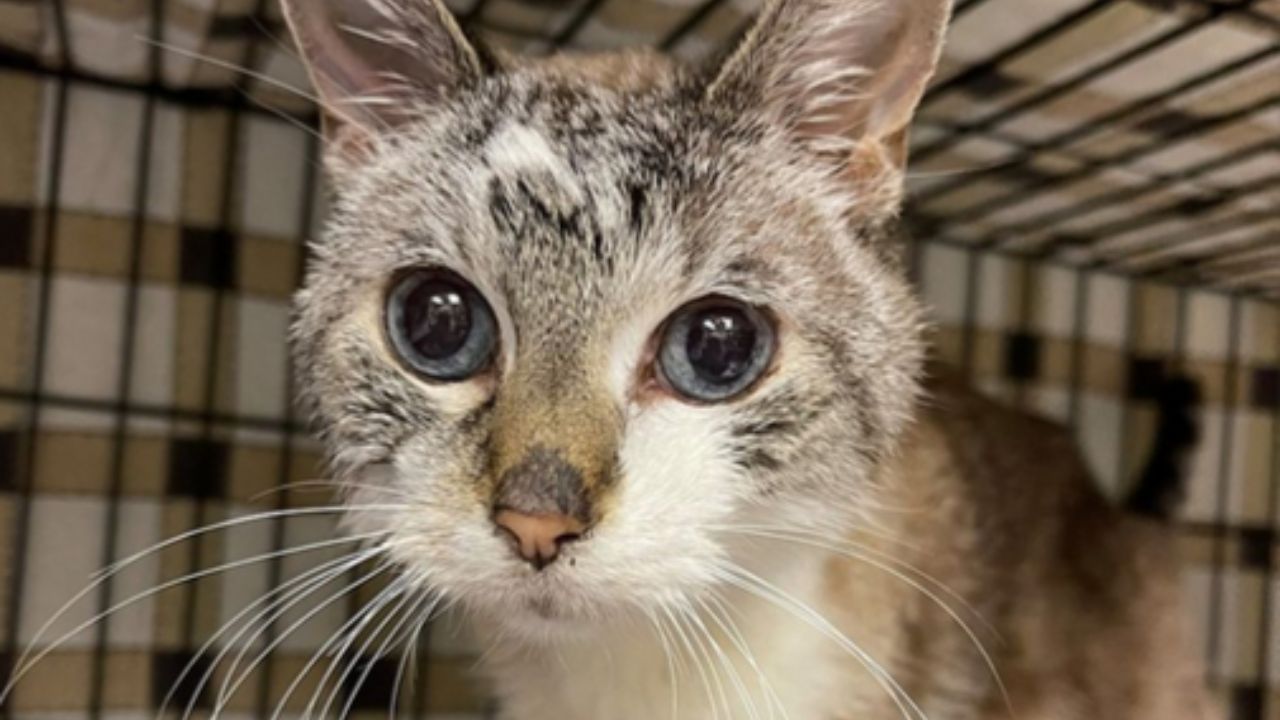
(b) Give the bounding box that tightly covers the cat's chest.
[490,616,843,720]
[478,550,933,720]
[481,591,870,717]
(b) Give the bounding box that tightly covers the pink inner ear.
[285,2,388,131]
[710,0,949,167]
[281,0,483,139]
[799,4,942,145]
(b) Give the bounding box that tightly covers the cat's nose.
[493,508,585,570]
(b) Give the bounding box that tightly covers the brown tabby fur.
[826,366,1216,719]
[277,0,1219,717]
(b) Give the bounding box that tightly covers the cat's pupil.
[404,280,472,359]
[686,308,757,384]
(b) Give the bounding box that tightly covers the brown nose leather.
[494,509,585,570]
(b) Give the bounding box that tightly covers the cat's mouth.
[486,586,600,640]
[488,563,614,632]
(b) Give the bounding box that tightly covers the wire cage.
[0,0,1276,718]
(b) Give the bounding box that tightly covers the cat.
[282,0,1218,717]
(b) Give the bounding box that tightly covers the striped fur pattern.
[284,1,1216,718]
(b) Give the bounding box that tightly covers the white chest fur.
[479,551,867,720]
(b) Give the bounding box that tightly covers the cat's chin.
[480,598,603,646]
[467,582,637,646]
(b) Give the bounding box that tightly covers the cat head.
[286,0,948,642]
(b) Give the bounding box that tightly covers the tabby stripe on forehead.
[487,174,613,268]
[627,184,648,234]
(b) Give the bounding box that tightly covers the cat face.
[286,0,948,641]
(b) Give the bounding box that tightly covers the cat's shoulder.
[913,364,1087,490]
[902,362,1177,574]
[901,362,1147,544]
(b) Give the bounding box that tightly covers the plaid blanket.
[0,0,1276,718]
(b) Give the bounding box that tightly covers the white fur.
[485,123,580,192]
[480,551,849,720]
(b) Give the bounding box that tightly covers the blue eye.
[386,269,497,381]
[658,298,775,402]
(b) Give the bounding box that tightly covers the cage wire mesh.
[0,0,1276,717]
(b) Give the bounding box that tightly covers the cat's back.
[883,368,1218,719]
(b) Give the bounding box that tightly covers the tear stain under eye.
[457,395,498,435]
[627,327,667,407]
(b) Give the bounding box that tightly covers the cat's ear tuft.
[710,0,951,175]
[281,0,486,156]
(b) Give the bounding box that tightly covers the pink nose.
[494,509,585,570]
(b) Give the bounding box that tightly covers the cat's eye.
[657,297,775,402]
[385,268,497,381]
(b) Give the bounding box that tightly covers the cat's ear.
[709,0,950,174]
[281,0,486,154]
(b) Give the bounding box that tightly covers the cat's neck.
[473,545,869,720]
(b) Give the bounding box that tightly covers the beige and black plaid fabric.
[0,0,1276,718]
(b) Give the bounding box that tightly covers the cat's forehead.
[469,71,696,178]
[333,77,692,330]
[377,75,700,254]
[337,63,857,334]
[480,102,698,311]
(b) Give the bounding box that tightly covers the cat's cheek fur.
[597,401,744,585]
[343,440,513,605]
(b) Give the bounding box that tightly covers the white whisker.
[644,607,680,720]
[239,91,326,142]
[663,605,720,720]
[207,545,388,712]
[157,546,379,718]
[689,599,762,720]
[135,36,395,134]
[338,23,421,52]
[136,37,324,107]
[721,526,1011,713]
[198,549,386,718]
[390,592,437,719]
[704,593,789,720]
[1,530,388,704]
[271,580,393,720]
[300,577,410,720]
[249,479,415,504]
[715,524,993,636]
[336,589,434,720]
[718,564,927,720]
[318,583,414,720]
[210,559,396,719]
[678,605,732,720]
[4,505,393,698]
[101,504,405,578]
